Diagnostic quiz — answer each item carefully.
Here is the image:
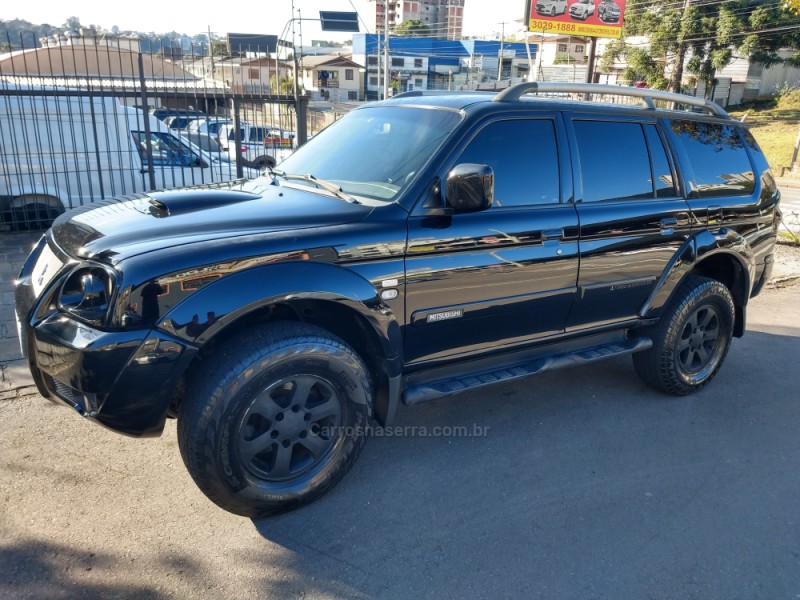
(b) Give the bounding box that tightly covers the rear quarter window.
[669,120,755,198]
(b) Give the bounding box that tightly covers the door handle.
[541,228,564,241]
[659,217,678,228]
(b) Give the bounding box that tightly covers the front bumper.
[24,316,195,437]
[16,247,197,437]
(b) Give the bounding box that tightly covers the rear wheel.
[633,275,735,395]
[178,322,372,517]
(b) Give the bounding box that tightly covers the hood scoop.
[147,189,261,216]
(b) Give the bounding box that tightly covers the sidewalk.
[0,232,40,398]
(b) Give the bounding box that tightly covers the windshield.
[276,106,463,202]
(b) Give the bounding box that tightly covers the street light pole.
[383,0,390,99]
[497,21,507,83]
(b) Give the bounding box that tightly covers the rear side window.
[644,125,677,197]
[456,119,560,207]
[573,121,653,202]
[669,120,755,198]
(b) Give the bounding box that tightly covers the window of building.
[669,120,755,197]
[346,69,354,80]
[348,91,358,100]
[574,45,584,53]
[369,76,378,86]
[248,69,259,80]
[557,43,568,52]
[368,56,378,66]
[415,78,423,87]
[456,119,560,207]
[392,57,404,67]
[414,58,423,68]
[573,121,653,202]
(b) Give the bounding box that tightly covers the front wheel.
[633,275,735,395]
[178,322,372,517]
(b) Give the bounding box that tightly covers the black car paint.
[16,95,779,437]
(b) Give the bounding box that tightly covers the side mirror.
[446,163,494,213]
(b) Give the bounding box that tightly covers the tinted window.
[456,119,560,207]
[645,125,676,197]
[574,120,652,202]
[278,106,463,202]
[670,120,755,197]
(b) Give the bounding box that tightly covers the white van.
[0,88,255,229]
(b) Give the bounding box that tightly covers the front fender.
[158,261,401,359]
[640,228,755,319]
[156,261,403,424]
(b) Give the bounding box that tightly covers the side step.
[403,337,653,406]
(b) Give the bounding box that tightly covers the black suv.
[16,83,779,517]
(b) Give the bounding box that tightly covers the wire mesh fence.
[0,33,307,231]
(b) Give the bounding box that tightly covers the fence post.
[137,52,157,191]
[233,97,244,179]
[296,96,308,147]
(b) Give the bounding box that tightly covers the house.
[182,56,291,95]
[298,55,365,102]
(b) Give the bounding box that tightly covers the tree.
[211,40,228,57]
[605,0,800,94]
[394,19,431,37]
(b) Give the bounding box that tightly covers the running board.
[403,337,653,406]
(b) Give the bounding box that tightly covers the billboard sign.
[527,0,626,39]
[227,34,278,54]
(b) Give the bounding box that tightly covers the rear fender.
[641,228,755,321]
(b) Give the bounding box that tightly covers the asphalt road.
[1,285,799,600]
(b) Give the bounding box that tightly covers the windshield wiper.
[268,169,359,204]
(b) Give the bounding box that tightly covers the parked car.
[217,123,297,169]
[569,0,595,20]
[535,0,567,16]
[186,117,234,138]
[0,86,252,230]
[16,83,779,518]
[597,0,621,22]
[164,114,200,130]
[181,131,232,163]
[149,107,205,124]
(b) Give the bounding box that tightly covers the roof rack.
[493,82,729,118]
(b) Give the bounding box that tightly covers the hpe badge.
[427,309,464,323]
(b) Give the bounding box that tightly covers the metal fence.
[0,34,309,231]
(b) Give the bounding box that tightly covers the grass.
[729,107,800,170]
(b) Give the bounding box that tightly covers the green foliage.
[270,75,295,95]
[211,41,228,57]
[393,19,431,37]
[606,0,800,96]
[776,84,800,110]
[552,52,573,65]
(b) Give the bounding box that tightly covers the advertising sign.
[528,0,627,39]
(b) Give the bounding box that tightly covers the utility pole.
[207,25,215,77]
[497,21,507,83]
[384,0,390,99]
[584,38,596,83]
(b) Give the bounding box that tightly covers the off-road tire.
[633,275,735,395]
[178,322,372,517]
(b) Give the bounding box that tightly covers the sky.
[5,0,531,42]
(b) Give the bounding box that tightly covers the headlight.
[59,267,114,326]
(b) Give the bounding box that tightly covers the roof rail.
[391,90,492,99]
[493,82,729,118]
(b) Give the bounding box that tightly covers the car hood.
[50,178,374,264]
